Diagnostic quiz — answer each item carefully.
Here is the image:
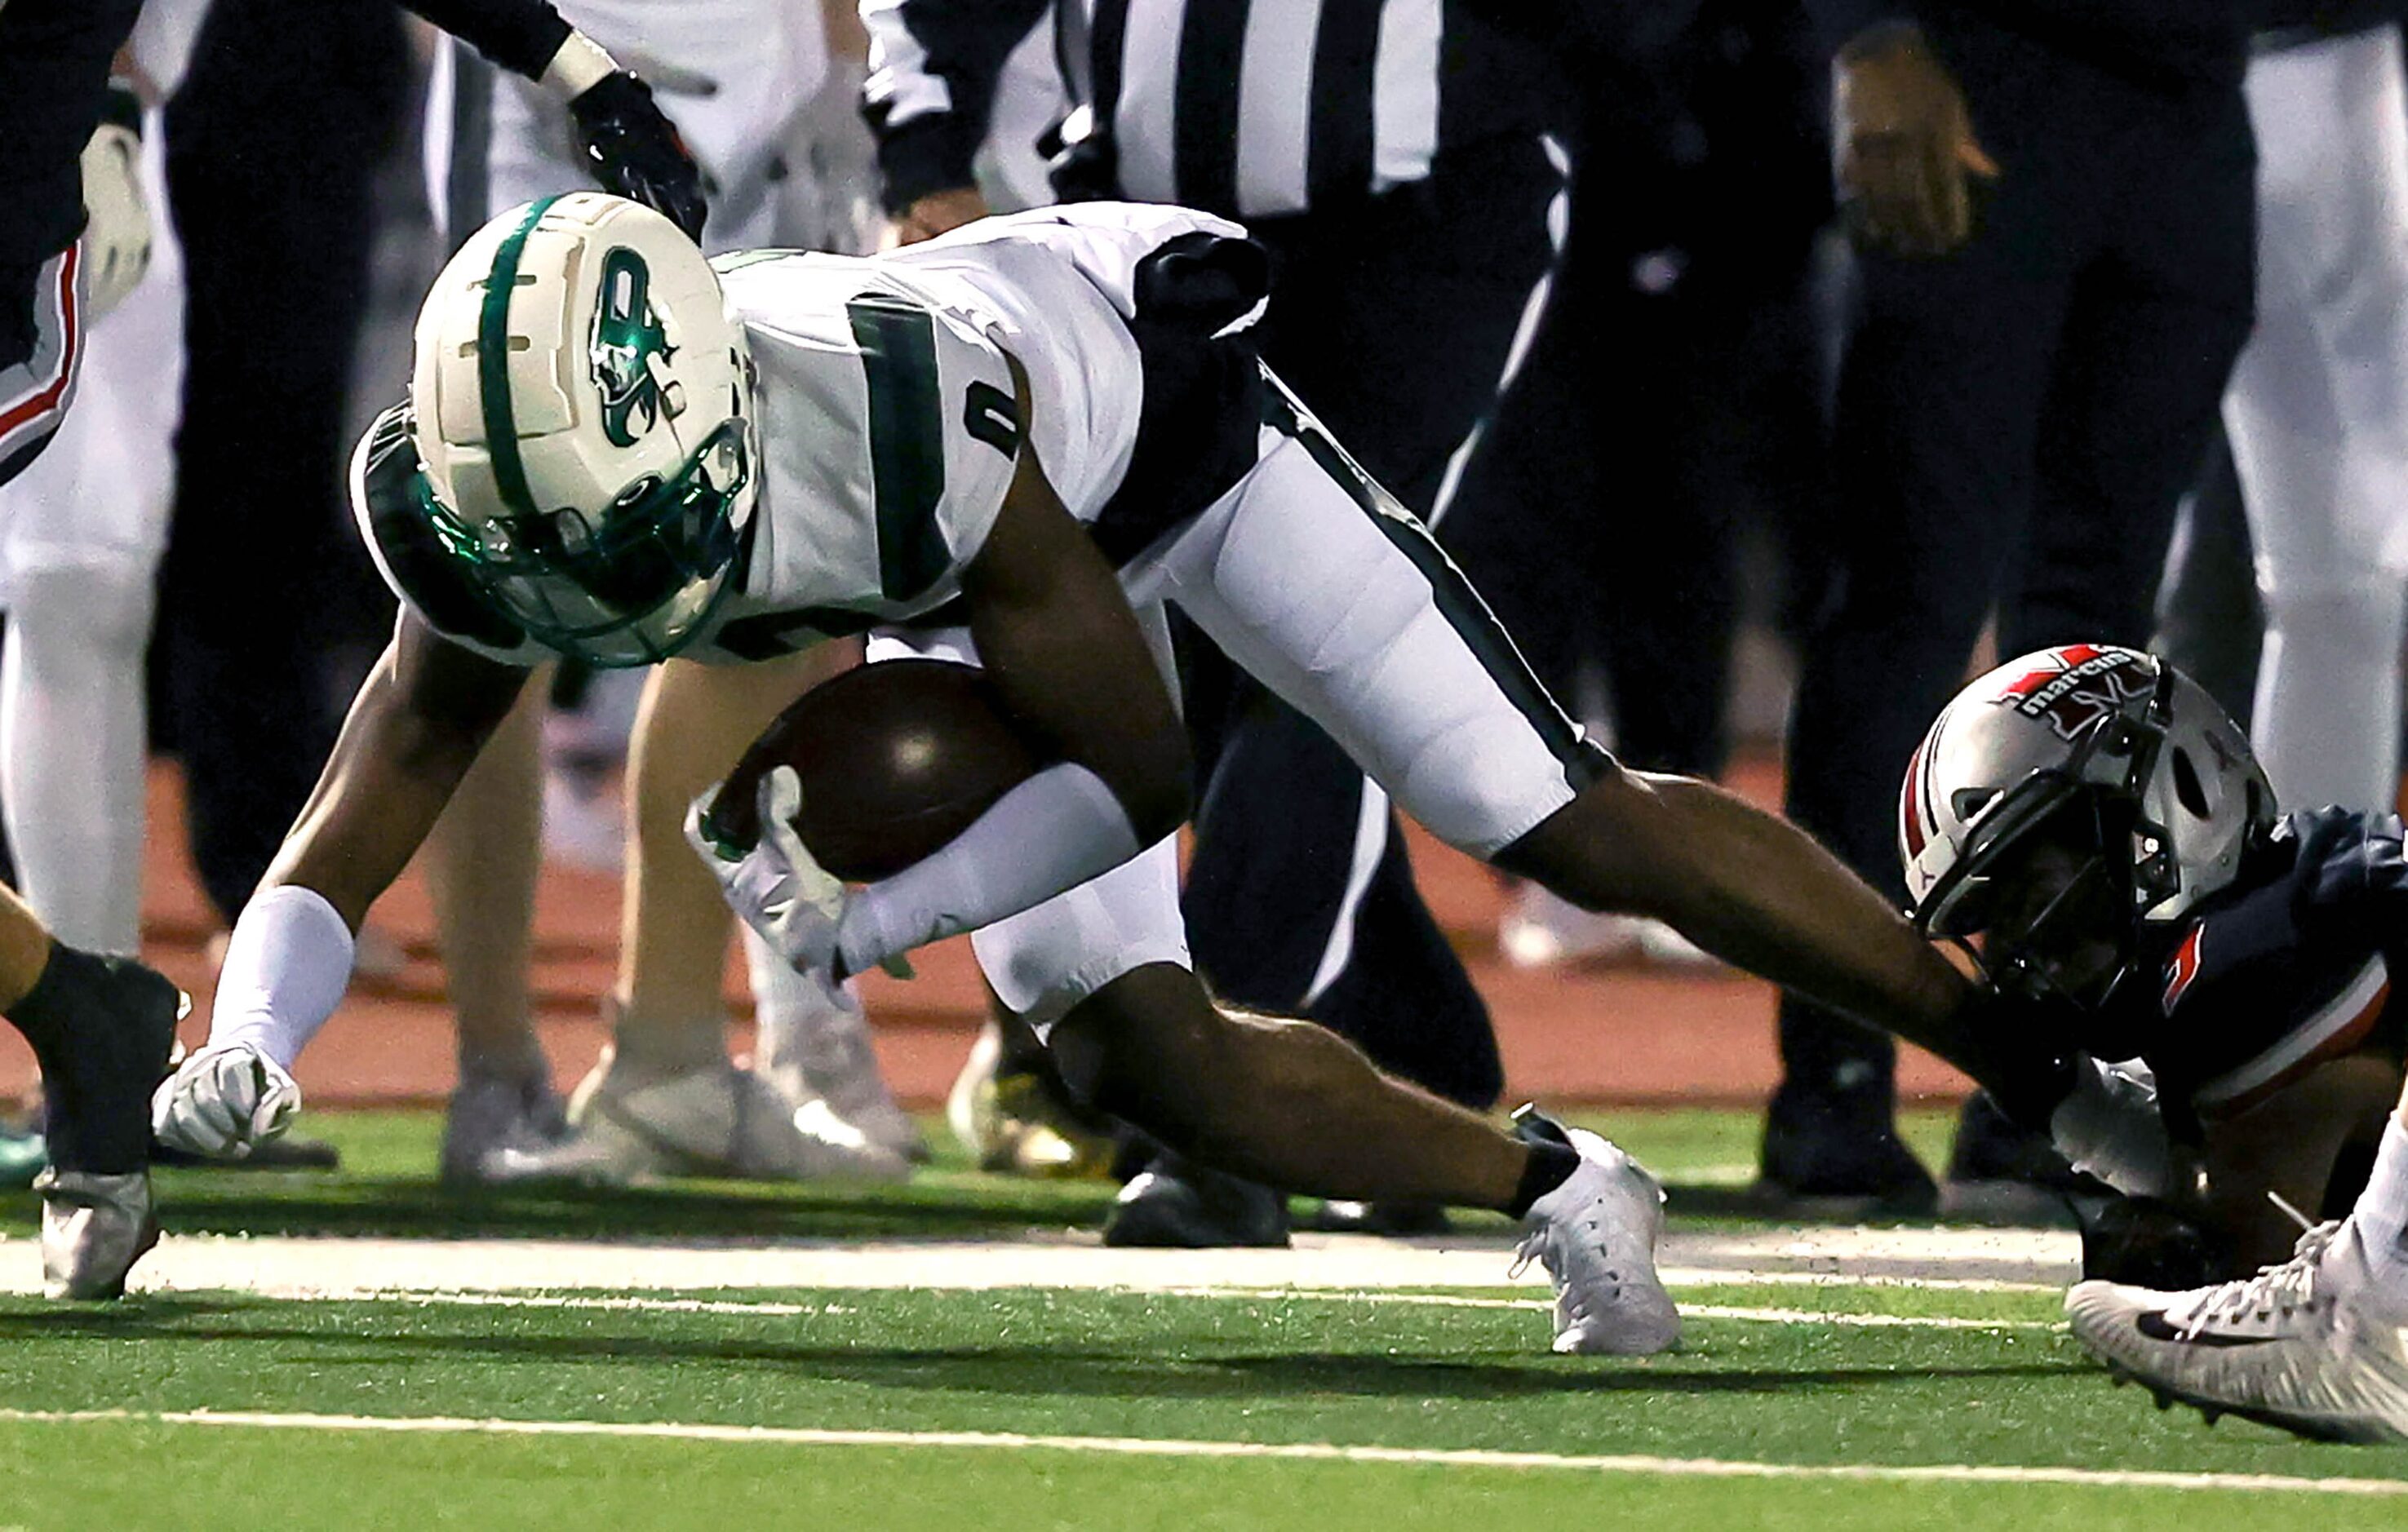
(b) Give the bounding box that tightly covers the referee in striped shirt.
[863,0,1626,1245]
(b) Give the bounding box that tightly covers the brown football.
[703,658,1049,882]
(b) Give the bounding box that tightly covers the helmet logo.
[1992,644,2150,742]
[592,248,676,448]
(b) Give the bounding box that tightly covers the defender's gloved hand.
[569,71,708,241]
[78,86,150,319]
[687,767,849,980]
[2051,1055,2179,1200]
[151,1040,301,1158]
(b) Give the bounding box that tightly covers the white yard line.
[0,1225,2078,1298]
[335,1286,2058,1332]
[0,1409,2392,1497]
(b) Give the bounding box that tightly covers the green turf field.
[1,1108,2401,1530]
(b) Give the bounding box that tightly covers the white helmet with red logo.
[1900,645,2273,980]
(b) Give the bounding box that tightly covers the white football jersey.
[354,201,1263,667]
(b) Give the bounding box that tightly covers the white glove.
[2050,1056,2175,1199]
[686,766,849,978]
[151,1040,302,1158]
[78,113,150,320]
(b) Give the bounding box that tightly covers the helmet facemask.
[417,418,752,666]
[1914,666,2183,1033]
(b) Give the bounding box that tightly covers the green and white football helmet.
[409,192,756,666]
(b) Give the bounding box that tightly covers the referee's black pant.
[1176,135,1564,1109]
[1774,15,2255,1138]
[157,0,410,923]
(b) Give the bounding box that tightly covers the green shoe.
[0,1127,47,1189]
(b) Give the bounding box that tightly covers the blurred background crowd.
[2,0,2401,1242]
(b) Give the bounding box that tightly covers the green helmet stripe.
[477,196,565,518]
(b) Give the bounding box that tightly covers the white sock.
[2344,1114,2408,1313]
[0,562,153,957]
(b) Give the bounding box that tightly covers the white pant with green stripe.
[876,409,1599,1029]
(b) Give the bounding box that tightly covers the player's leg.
[1147,401,1976,1075]
[424,678,561,1180]
[0,134,181,961]
[488,648,908,1183]
[973,840,1677,1354]
[2065,1065,2408,1442]
[2224,26,2408,811]
[0,95,189,1293]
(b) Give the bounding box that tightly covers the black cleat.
[1752,1081,1937,1217]
[12,946,185,1299]
[1104,1153,1291,1248]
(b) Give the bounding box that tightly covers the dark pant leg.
[160,0,408,922]
[2008,90,2256,659]
[1180,142,1559,1108]
[2153,433,2263,725]
[1772,23,2099,1133]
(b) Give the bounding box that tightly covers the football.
[704,658,1049,882]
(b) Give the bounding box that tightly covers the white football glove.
[2050,1055,2177,1199]
[78,110,150,320]
[686,766,849,979]
[151,1040,302,1158]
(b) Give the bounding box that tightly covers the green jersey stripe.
[845,294,953,604]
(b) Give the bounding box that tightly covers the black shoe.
[1940,1089,2080,1222]
[1103,1153,1291,1248]
[18,947,184,1176]
[1947,1089,2079,1186]
[1753,1081,1937,1216]
[1298,1200,1453,1238]
[2072,1189,2235,1288]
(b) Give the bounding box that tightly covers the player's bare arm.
[263,614,533,930]
[958,423,1191,851]
[149,620,528,1158]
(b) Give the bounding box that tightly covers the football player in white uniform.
[419,0,920,1185]
[153,193,2042,1353]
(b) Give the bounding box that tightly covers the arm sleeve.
[399,0,573,81]
[859,0,1051,213]
[206,886,358,1070]
[832,761,1143,975]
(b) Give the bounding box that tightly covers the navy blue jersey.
[2119,808,2408,1128]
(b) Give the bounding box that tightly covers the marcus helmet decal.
[1991,644,2155,743]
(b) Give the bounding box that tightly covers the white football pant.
[876,399,1597,1030]
[0,114,182,956]
[2226,25,2408,811]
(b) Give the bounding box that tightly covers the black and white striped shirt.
[862,0,1590,221]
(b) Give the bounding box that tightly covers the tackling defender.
[1893,642,2408,1440]
[153,195,2066,1351]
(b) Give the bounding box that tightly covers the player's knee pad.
[4,558,155,667]
[2259,574,2405,658]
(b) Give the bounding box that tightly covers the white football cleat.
[35,1168,157,1301]
[440,1071,570,1184]
[752,966,929,1163]
[479,1050,911,1186]
[2065,1220,2408,1444]
[1511,1110,1680,1355]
